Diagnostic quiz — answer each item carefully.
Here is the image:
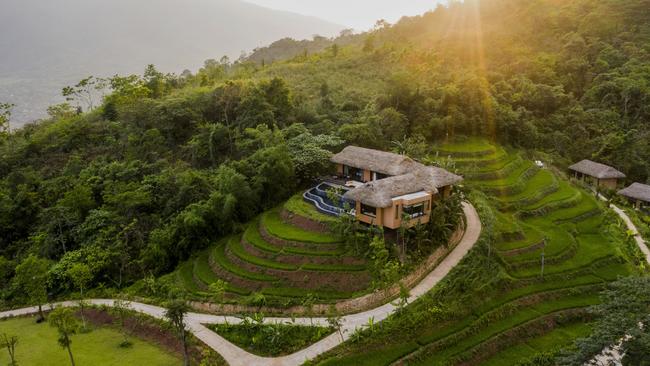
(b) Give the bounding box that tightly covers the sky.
[245,0,447,31]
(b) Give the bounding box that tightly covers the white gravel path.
[0,202,482,366]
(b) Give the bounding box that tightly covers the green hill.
[1,0,649,362]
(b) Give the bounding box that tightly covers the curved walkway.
[597,194,650,265]
[0,202,482,366]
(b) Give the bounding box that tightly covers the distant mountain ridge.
[0,0,343,125]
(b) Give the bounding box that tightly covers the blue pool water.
[303,182,354,216]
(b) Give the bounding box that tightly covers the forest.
[0,0,649,330]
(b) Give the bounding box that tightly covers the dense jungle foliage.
[0,0,649,307]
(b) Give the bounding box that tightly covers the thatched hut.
[569,159,626,190]
[618,183,650,210]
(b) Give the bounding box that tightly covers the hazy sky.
[245,0,446,30]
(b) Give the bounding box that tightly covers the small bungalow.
[568,159,626,190]
[304,146,463,230]
[618,183,650,210]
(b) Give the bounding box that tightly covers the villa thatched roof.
[569,159,626,179]
[343,165,463,208]
[331,146,420,176]
[618,183,650,203]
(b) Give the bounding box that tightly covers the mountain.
[0,0,343,126]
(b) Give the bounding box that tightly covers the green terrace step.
[508,235,620,278]
[462,155,524,180]
[478,322,592,366]
[435,139,498,157]
[262,209,341,244]
[501,223,576,265]
[455,152,518,175]
[496,224,545,252]
[230,235,367,273]
[410,296,599,365]
[228,236,300,271]
[244,223,344,257]
[471,161,537,188]
[496,170,559,209]
[545,192,601,223]
[212,239,278,282]
[517,183,581,218]
[195,251,253,296]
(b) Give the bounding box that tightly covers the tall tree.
[67,263,92,329]
[0,102,14,138]
[49,307,80,366]
[13,255,51,321]
[165,300,191,366]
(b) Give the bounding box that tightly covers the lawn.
[0,316,179,366]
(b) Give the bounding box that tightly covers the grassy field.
[0,316,179,366]
[312,138,637,366]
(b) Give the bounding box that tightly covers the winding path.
[0,202,482,366]
[597,194,650,265]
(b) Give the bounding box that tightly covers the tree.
[46,103,76,119]
[62,76,107,112]
[0,102,15,138]
[326,305,344,342]
[208,280,227,303]
[165,300,191,366]
[1,333,18,366]
[558,276,650,366]
[111,299,132,347]
[13,255,50,322]
[67,263,92,329]
[49,307,80,366]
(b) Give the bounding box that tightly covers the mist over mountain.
[0,0,343,125]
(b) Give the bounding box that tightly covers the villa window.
[374,172,389,180]
[361,203,377,217]
[395,204,400,219]
[403,203,425,219]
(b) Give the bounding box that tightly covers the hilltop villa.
[569,159,626,190]
[304,146,463,230]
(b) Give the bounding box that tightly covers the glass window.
[403,203,425,219]
[361,203,376,217]
[395,204,400,219]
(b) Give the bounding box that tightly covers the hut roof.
[568,159,626,179]
[343,165,463,208]
[331,146,420,176]
[618,183,650,203]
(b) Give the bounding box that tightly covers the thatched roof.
[618,183,650,203]
[569,159,626,179]
[331,146,420,176]
[343,165,463,208]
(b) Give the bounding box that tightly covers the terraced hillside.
[422,140,634,365]
[315,139,637,366]
[172,195,372,306]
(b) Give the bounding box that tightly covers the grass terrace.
[168,198,371,306]
[312,138,638,366]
